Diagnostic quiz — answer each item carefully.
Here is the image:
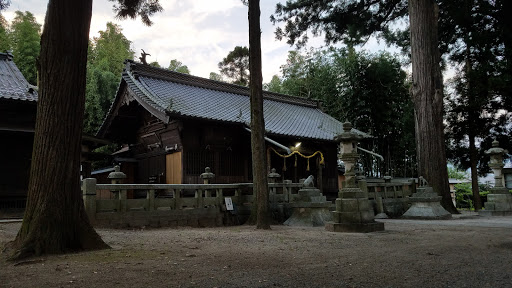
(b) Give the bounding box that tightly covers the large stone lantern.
[325,122,384,233]
[480,140,512,216]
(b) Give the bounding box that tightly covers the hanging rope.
[270,148,325,171]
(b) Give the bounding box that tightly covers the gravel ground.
[1,213,512,288]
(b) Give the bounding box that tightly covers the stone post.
[82,178,97,223]
[200,167,215,197]
[325,122,384,233]
[480,140,512,216]
[147,189,155,211]
[268,168,281,203]
[107,165,126,212]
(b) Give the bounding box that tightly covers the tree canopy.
[9,11,41,85]
[168,59,190,74]
[267,47,415,177]
[218,46,250,86]
[0,14,9,52]
[84,22,134,134]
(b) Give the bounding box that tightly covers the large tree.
[443,0,512,210]
[9,11,41,85]
[7,0,162,260]
[408,0,455,212]
[248,0,270,229]
[272,0,457,212]
[218,45,250,86]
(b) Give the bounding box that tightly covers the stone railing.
[364,181,415,200]
[354,177,415,217]
[81,178,304,227]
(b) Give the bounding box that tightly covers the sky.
[3,0,393,82]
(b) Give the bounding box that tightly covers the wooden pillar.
[317,157,323,192]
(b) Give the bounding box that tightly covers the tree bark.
[465,44,482,211]
[408,0,457,213]
[8,0,109,259]
[248,0,270,229]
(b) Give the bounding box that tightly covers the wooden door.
[166,152,182,184]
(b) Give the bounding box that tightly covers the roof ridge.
[124,60,320,108]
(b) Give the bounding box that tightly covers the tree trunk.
[8,0,109,259]
[468,133,482,210]
[465,42,482,211]
[248,0,270,229]
[408,0,457,213]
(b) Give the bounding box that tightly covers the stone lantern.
[325,122,384,233]
[480,140,512,216]
[200,167,215,198]
[486,140,509,191]
[336,122,363,186]
[107,165,127,211]
[107,165,127,184]
[200,167,215,184]
[267,168,281,184]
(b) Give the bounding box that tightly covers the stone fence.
[81,178,304,228]
[356,178,416,217]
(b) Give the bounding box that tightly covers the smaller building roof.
[0,52,38,102]
[99,60,371,142]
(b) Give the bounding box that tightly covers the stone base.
[325,221,384,233]
[402,187,451,220]
[284,206,332,227]
[402,202,452,219]
[480,193,512,216]
[479,210,512,217]
[374,212,388,219]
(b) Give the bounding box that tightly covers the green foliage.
[271,47,415,177]
[263,75,283,93]
[218,46,249,86]
[109,0,163,26]
[271,0,511,179]
[209,72,223,81]
[271,0,408,48]
[168,59,190,74]
[149,61,161,68]
[9,11,41,85]
[89,22,134,76]
[455,182,491,209]
[84,22,134,134]
[448,166,468,180]
[0,14,10,52]
[443,0,512,176]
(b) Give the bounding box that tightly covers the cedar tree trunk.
[408,0,457,213]
[8,0,109,259]
[248,0,270,229]
[465,50,482,211]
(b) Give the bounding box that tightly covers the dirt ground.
[1,213,512,288]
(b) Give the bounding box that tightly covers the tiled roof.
[0,53,38,102]
[100,60,370,141]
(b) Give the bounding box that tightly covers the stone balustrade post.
[119,189,127,212]
[147,189,155,211]
[195,189,204,208]
[82,178,97,223]
[268,168,281,203]
[173,189,180,209]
